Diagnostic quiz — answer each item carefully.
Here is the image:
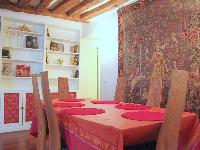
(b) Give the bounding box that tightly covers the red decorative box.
[16,65,30,77]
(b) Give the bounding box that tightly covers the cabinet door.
[3,93,22,125]
[24,93,35,123]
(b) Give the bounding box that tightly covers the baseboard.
[0,124,31,133]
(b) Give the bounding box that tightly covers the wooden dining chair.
[31,74,47,150]
[40,71,61,150]
[156,70,189,150]
[114,76,126,102]
[58,77,69,99]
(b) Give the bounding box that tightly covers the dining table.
[30,98,200,150]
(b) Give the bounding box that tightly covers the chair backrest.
[156,70,189,150]
[58,77,69,99]
[31,74,46,150]
[40,71,61,150]
[114,76,126,102]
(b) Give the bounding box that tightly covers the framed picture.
[50,41,64,52]
[2,49,11,59]
[16,65,30,77]
[26,36,38,49]
[1,62,12,76]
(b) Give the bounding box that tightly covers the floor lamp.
[89,38,100,99]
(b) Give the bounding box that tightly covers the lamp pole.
[96,47,99,99]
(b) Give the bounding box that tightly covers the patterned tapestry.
[118,0,200,116]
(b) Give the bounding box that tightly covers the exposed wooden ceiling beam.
[81,0,127,20]
[37,0,52,10]
[0,0,85,22]
[17,0,32,7]
[9,0,19,4]
[51,0,80,13]
[66,0,101,16]
[29,0,41,8]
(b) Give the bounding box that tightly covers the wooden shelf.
[3,46,43,52]
[48,37,80,43]
[2,58,43,63]
[1,76,41,79]
[8,28,43,37]
[46,64,78,67]
[46,50,79,55]
[1,76,32,79]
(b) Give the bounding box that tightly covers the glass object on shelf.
[2,49,11,59]
[26,36,38,49]
[16,65,30,77]
[1,62,12,76]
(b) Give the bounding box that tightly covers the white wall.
[0,9,82,30]
[82,10,118,100]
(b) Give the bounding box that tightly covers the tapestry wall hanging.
[118,0,200,116]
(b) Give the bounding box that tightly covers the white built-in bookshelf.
[0,17,81,92]
[45,25,80,92]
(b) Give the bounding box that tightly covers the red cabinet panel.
[25,93,35,122]
[4,93,19,124]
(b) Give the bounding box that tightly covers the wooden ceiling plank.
[51,0,80,13]
[29,0,41,8]
[66,0,102,16]
[37,0,52,9]
[0,1,85,22]
[9,0,19,4]
[17,0,32,7]
[81,0,127,20]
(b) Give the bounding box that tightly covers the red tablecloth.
[59,98,85,102]
[60,108,105,115]
[116,103,151,110]
[30,99,200,150]
[91,100,119,104]
[53,103,85,107]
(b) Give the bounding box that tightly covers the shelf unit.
[45,24,80,92]
[1,17,45,91]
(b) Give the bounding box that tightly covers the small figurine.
[73,55,79,66]
[47,28,50,37]
[46,54,49,64]
[19,24,31,32]
[56,58,63,65]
